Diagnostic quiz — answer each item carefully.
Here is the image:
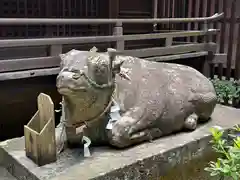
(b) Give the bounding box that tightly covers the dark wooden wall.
[0,76,61,140]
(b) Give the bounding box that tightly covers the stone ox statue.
[56,47,217,149]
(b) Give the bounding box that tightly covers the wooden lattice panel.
[0,0,104,38]
[0,0,47,38]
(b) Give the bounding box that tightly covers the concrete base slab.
[0,167,17,180]
[0,105,239,180]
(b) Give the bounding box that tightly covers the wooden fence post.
[235,22,240,80]
[165,37,173,47]
[108,0,120,43]
[49,45,62,56]
[202,21,215,78]
[113,22,124,51]
[49,45,62,68]
[226,0,237,79]
[152,0,158,31]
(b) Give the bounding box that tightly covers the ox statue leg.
[193,92,217,122]
[183,113,198,131]
[108,107,163,148]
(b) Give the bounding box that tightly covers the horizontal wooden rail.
[0,29,219,48]
[145,51,208,62]
[0,57,60,73]
[0,67,60,81]
[0,13,223,25]
[211,54,227,64]
[0,42,217,74]
[220,17,240,23]
[146,52,227,64]
[114,43,217,57]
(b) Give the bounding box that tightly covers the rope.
[57,99,66,154]
[57,77,116,154]
[56,60,129,154]
[79,70,114,89]
[72,87,116,128]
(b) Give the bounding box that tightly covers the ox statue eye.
[72,73,80,80]
[71,69,81,80]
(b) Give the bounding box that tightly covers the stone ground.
[0,104,239,180]
[0,167,17,180]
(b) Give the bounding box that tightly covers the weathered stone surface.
[0,105,239,180]
[56,49,217,148]
[0,167,17,180]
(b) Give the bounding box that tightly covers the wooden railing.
[0,13,224,81]
[180,0,240,79]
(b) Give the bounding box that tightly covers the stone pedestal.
[0,105,239,180]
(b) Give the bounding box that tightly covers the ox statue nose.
[56,71,75,88]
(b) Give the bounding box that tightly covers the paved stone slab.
[0,167,17,180]
[0,105,239,180]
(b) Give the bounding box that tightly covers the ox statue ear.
[89,46,98,52]
[59,53,67,70]
[87,46,98,65]
[107,48,117,52]
[113,59,124,73]
[59,53,66,61]
[107,48,124,74]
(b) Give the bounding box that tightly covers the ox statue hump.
[56,47,217,149]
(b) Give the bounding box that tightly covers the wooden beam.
[210,53,227,64]
[165,37,173,47]
[121,43,215,57]
[49,45,62,56]
[0,50,221,81]
[145,51,208,62]
[0,13,224,25]
[0,42,217,74]
[113,24,124,50]
[0,56,60,73]
[0,30,219,48]
[226,0,236,79]
[0,67,60,81]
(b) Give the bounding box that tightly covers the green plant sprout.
[205,125,240,180]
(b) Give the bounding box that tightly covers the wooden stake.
[24,93,56,166]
